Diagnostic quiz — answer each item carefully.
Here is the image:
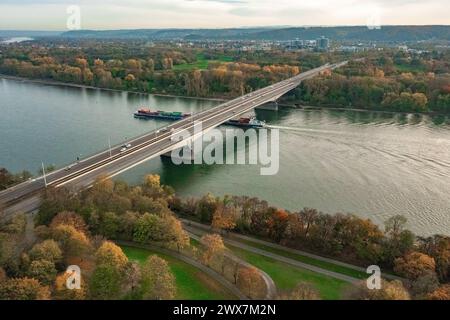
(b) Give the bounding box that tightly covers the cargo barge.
[134,108,191,120]
[223,117,266,128]
[134,108,265,128]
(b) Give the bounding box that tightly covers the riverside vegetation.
[0,174,449,300]
[0,40,449,113]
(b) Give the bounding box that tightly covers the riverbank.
[279,99,450,117]
[2,74,446,117]
[0,74,227,102]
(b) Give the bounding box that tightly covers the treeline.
[0,175,271,300]
[294,50,450,113]
[0,41,300,98]
[0,213,178,300]
[171,193,450,299]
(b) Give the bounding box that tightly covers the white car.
[120,147,127,153]
[126,143,132,148]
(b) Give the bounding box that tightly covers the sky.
[0,0,449,31]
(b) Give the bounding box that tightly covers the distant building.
[316,36,330,51]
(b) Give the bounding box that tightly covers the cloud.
[0,0,448,30]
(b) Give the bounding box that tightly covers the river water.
[1,78,449,236]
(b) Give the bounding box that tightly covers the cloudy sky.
[0,0,448,30]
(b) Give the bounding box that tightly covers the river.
[1,78,449,236]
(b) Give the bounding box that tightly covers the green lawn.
[228,245,351,300]
[395,63,426,73]
[173,54,233,71]
[121,245,235,300]
[236,238,368,280]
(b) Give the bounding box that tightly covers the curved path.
[188,233,277,300]
[115,240,248,300]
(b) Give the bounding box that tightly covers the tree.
[0,277,50,300]
[121,262,142,298]
[51,224,92,260]
[383,215,415,265]
[50,211,87,233]
[411,271,440,298]
[345,279,410,300]
[200,234,225,266]
[278,282,320,300]
[0,213,27,234]
[211,203,237,233]
[89,264,123,300]
[196,193,218,223]
[97,212,120,239]
[0,267,6,282]
[140,255,176,300]
[236,266,266,299]
[133,213,189,251]
[26,259,57,285]
[427,285,450,300]
[28,239,63,264]
[394,251,436,280]
[95,241,128,271]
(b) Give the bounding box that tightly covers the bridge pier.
[256,101,279,111]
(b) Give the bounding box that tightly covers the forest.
[0,40,449,113]
[1,175,449,300]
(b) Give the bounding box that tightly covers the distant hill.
[61,26,450,41]
[0,30,62,38]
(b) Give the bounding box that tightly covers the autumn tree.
[236,266,266,299]
[52,224,92,259]
[26,259,57,285]
[95,241,128,271]
[140,255,176,300]
[50,211,87,233]
[394,251,436,280]
[345,279,410,300]
[211,203,237,233]
[29,240,63,265]
[278,282,320,300]
[199,234,225,267]
[427,284,450,300]
[0,277,50,300]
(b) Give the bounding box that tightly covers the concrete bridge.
[0,61,347,219]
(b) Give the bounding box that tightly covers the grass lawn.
[228,245,351,300]
[173,54,233,71]
[395,63,426,73]
[236,238,368,280]
[121,245,236,300]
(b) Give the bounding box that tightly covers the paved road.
[115,240,248,300]
[182,219,404,282]
[183,222,361,284]
[0,62,347,218]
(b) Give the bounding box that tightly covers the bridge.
[0,61,347,219]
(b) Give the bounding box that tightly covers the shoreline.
[1,74,448,117]
[279,100,450,117]
[0,74,227,102]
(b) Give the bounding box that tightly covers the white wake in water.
[266,125,346,136]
